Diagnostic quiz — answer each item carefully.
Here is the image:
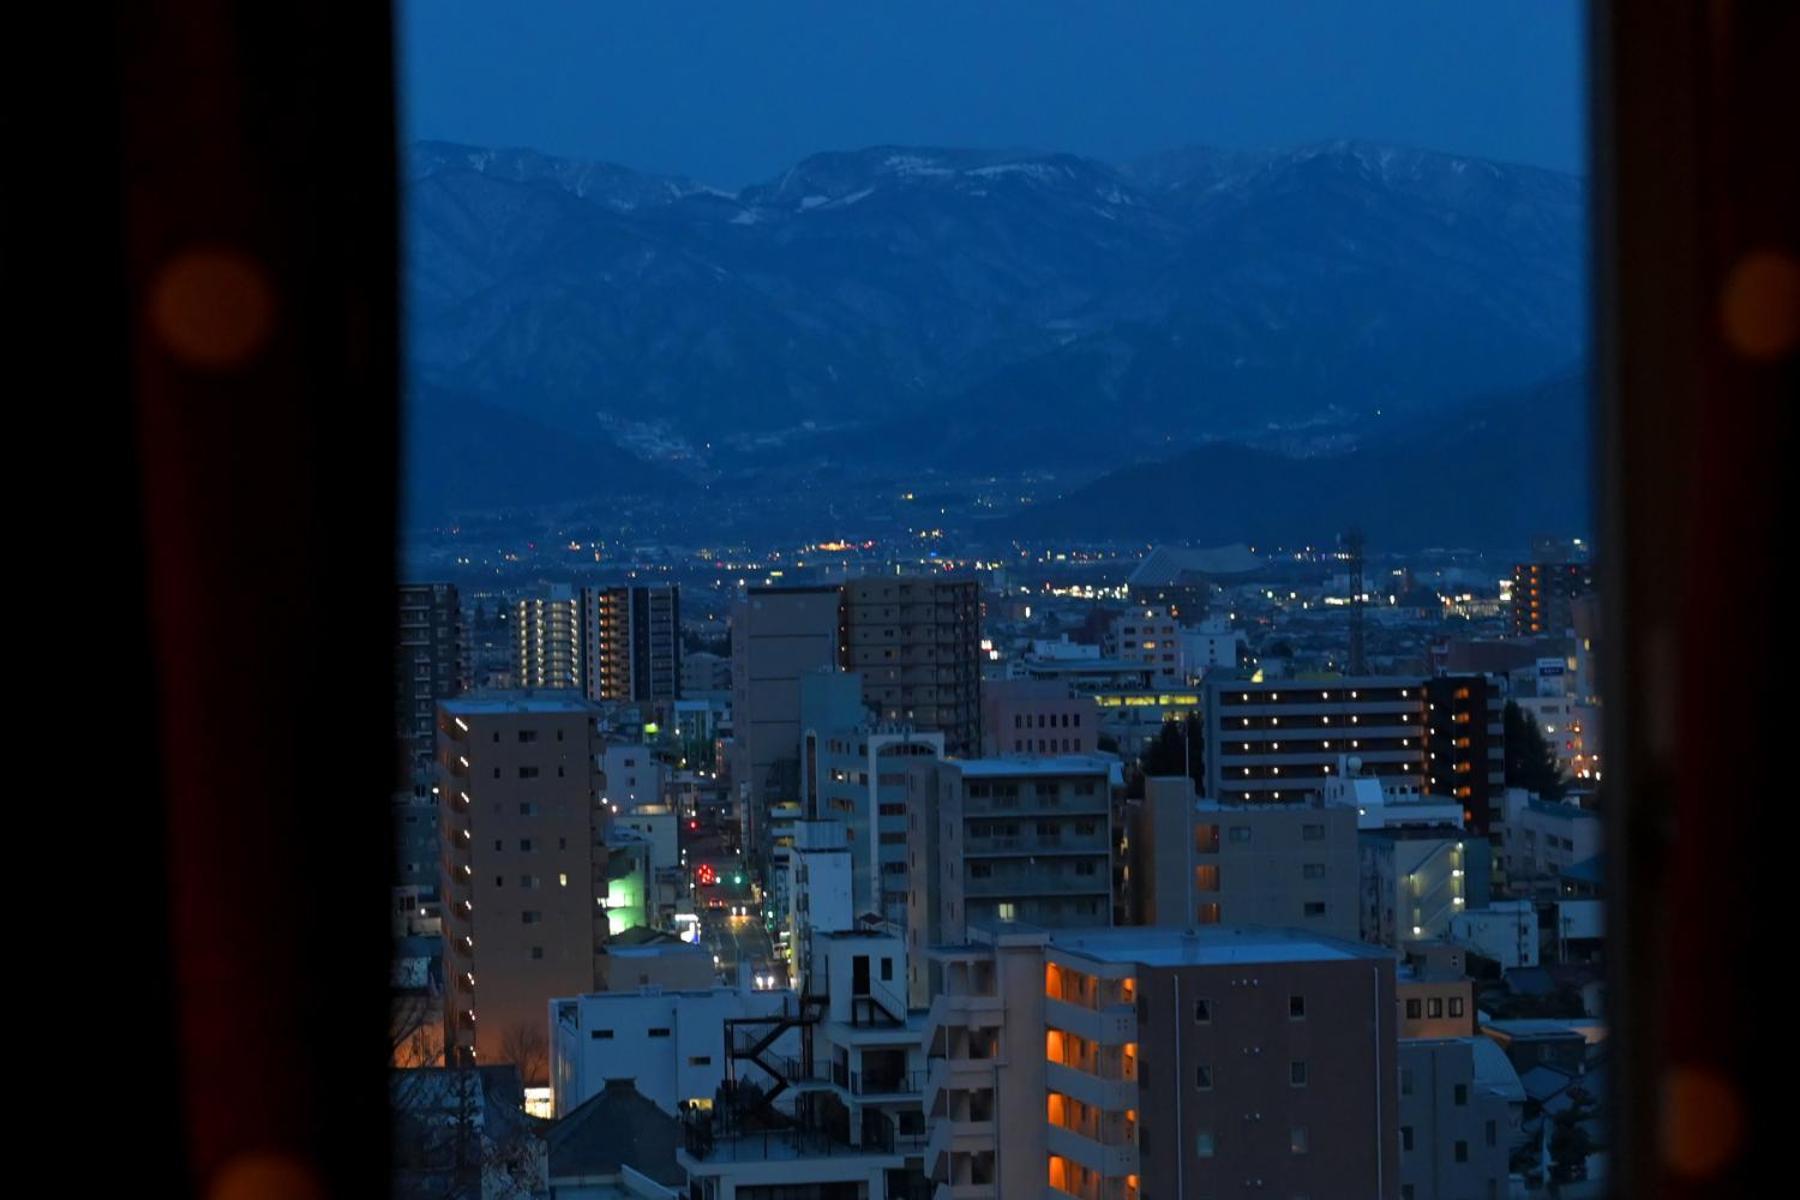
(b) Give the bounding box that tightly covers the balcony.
[1046,1124,1139,1179]
[965,868,1109,898]
[839,1069,926,1099]
[964,833,1108,856]
[1044,997,1137,1045]
[923,1053,994,1116]
[933,1181,996,1200]
[1043,1062,1137,1112]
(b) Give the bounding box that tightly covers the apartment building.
[1421,674,1506,835]
[515,585,585,691]
[586,583,681,704]
[804,715,946,926]
[1127,777,1359,941]
[397,582,468,780]
[437,694,607,1078]
[905,758,1115,1005]
[1204,676,1430,803]
[924,924,1400,1200]
[677,927,931,1200]
[840,575,983,757]
[1103,606,1183,687]
[1361,828,1493,948]
[1510,560,1594,636]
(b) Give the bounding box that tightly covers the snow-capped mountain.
[404,139,1586,515]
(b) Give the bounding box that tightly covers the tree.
[499,1021,549,1089]
[1139,714,1203,790]
[1548,1086,1600,1194]
[1505,700,1568,801]
[392,991,446,1068]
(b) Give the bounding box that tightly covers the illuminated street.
[698,902,779,989]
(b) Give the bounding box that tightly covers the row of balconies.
[964,865,1109,898]
[963,832,1108,855]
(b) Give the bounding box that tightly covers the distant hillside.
[405,139,1587,486]
[995,374,1592,551]
[403,387,682,525]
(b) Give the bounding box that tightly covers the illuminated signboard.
[1093,693,1201,708]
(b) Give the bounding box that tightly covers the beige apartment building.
[906,757,1116,1006]
[437,694,608,1080]
[1127,777,1360,940]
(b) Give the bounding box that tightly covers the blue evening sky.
[400,1,1587,188]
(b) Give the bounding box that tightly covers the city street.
[699,904,779,988]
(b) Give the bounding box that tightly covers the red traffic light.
[697,864,716,886]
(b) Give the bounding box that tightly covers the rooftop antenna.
[1343,528,1367,675]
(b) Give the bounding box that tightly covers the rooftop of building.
[1194,794,1332,812]
[1045,924,1394,967]
[1526,797,1603,823]
[1482,1017,1609,1044]
[603,941,710,961]
[607,926,686,948]
[954,755,1116,778]
[1358,821,1473,842]
[441,691,596,715]
[549,1078,684,1188]
[1208,674,1427,695]
[1127,543,1263,585]
[1018,657,1154,673]
[569,985,760,1004]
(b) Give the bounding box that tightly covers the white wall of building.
[1449,901,1541,969]
[549,987,793,1118]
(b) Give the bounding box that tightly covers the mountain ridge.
[404,138,1587,531]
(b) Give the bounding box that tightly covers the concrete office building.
[1177,617,1244,681]
[1501,793,1604,896]
[1450,900,1541,970]
[925,923,1400,1200]
[1421,674,1507,835]
[1397,1037,1523,1200]
[602,742,669,812]
[981,678,1100,758]
[840,575,983,758]
[1103,606,1184,686]
[437,694,607,1077]
[549,985,791,1118]
[985,679,1090,755]
[682,649,732,696]
[1511,560,1594,636]
[731,586,842,857]
[515,585,585,691]
[587,584,681,704]
[1205,677,1430,803]
[905,758,1115,1005]
[1127,777,1359,940]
